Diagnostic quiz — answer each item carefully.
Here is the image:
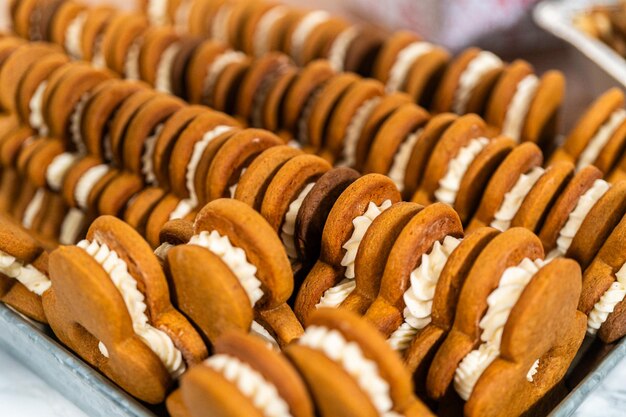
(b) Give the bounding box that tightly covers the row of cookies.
[1,36,626,336]
[8,0,566,155]
[2,156,624,417]
[130,0,566,140]
[0,203,433,416]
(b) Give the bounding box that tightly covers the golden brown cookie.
[294,174,401,323]
[467,142,544,231]
[285,308,434,417]
[432,48,504,115]
[0,213,50,323]
[44,215,208,403]
[177,331,314,417]
[169,198,303,348]
[426,228,585,417]
[551,88,626,175]
[579,214,626,343]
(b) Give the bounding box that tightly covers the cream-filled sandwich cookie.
[467,142,544,232]
[551,88,626,174]
[540,166,626,268]
[173,331,314,417]
[0,213,51,323]
[295,174,401,323]
[168,198,303,348]
[427,228,585,417]
[286,308,434,417]
[44,215,207,403]
[485,60,565,150]
[433,48,504,115]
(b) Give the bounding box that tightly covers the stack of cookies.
[2,1,626,417]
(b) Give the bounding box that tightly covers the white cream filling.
[91,36,106,69]
[59,208,86,245]
[299,325,397,415]
[188,230,263,306]
[60,205,85,243]
[549,179,610,259]
[296,87,323,146]
[338,97,381,167]
[148,0,169,26]
[490,167,545,232]
[174,0,192,33]
[202,51,247,106]
[29,81,49,136]
[587,263,626,335]
[387,129,422,192]
[69,92,92,155]
[124,37,143,80]
[328,27,359,72]
[317,200,392,308]
[280,182,315,260]
[228,168,247,199]
[46,152,79,192]
[77,239,185,378]
[170,125,234,220]
[454,258,545,401]
[141,123,163,186]
[65,11,87,59]
[501,75,540,142]
[386,42,435,93]
[155,43,181,93]
[253,6,288,57]
[211,4,233,44]
[453,51,503,114]
[388,236,461,352]
[0,250,50,296]
[434,137,490,206]
[74,164,110,211]
[577,109,626,170]
[204,354,292,417]
[249,320,280,351]
[22,188,45,229]
[290,11,330,65]
[154,242,175,261]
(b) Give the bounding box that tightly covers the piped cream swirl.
[189,230,263,306]
[454,258,545,400]
[281,182,315,260]
[388,236,461,352]
[587,263,626,335]
[386,42,434,93]
[490,167,545,232]
[577,109,626,170]
[77,239,185,378]
[501,75,539,142]
[299,325,397,415]
[204,354,292,417]
[0,250,50,295]
[551,179,610,259]
[434,137,489,206]
[317,200,392,308]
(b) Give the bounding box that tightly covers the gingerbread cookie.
[433,48,504,115]
[295,174,401,323]
[0,213,50,323]
[44,215,207,403]
[363,203,463,339]
[485,60,565,149]
[176,331,314,417]
[467,142,544,231]
[580,214,626,343]
[539,166,626,268]
[168,198,303,348]
[426,228,585,417]
[286,308,434,417]
[551,88,626,175]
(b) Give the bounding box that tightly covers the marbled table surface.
[0,344,622,417]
